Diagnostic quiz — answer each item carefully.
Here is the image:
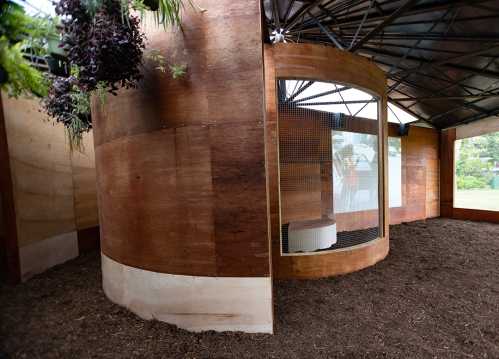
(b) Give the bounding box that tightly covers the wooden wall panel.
[440,128,456,218]
[456,117,499,139]
[1,93,99,281]
[273,237,388,280]
[1,94,75,248]
[386,126,440,224]
[70,132,98,231]
[92,0,270,277]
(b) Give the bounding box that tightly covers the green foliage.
[0,38,49,98]
[145,49,167,72]
[169,63,187,79]
[457,176,490,190]
[145,49,187,79]
[456,132,499,190]
[151,0,205,29]
[0,1,59,56]
[0,1,58,98]
[94,81,108,105]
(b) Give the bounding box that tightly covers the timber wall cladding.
[390,126,440,224]
[1,94,75,248]
[0,93,98,280]
[92,0,270,277]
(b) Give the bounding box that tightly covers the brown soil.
[1,218,499,359]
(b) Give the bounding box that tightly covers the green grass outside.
[454,189,499,211]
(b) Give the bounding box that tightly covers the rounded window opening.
[278,79,383,255]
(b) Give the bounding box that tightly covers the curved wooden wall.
[92,1,270,277]
[264,44,389,279]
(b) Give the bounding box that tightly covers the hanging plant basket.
[143,0,159,11]
[0,65,8,84]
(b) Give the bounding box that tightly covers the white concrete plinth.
[101,254,273,334]
[20,231,78,281]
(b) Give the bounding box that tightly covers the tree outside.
[455,131,499,211]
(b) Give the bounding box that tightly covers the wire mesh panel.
[278,79,381,255]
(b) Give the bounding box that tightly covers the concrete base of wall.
[19,231,78,281]
[101,253,273,334]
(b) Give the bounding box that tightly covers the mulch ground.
[1,218,499,359]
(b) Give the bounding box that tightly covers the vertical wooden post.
[0,93,20,284]
[440,128,456,218]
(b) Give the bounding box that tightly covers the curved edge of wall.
[264,44,389,280]
[273,237,389,280]
[101,253,273,334]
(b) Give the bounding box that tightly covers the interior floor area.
[1,218,498,359]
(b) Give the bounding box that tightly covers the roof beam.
[319,0,492,29]
[349,0,420,51]
[293,86,351,103]
[284,0,323,32]
[308,11,345,50]
[359,47,499,80]
[392,94,499,102]
[272,0,281,29]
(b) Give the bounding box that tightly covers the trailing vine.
[40,0,200,149]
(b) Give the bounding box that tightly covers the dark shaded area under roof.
[263,0,499,129]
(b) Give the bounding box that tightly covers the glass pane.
[454,131,499,211]
[388,137,402,208]
[333,131,378,213]
[278,79,381,255]
[388,103,418,124]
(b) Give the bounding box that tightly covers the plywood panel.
[1,94,76,248]
[210,123,269,276]
[70,132,98,230]
[273,43,385,96]
[274,237,389,280]
[97,127,218,276]
[390,126,440,223]
[440,128,456,218]
[92,0,270,277]
[456,117,499,139]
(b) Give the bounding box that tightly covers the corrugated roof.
[263,0,499,129]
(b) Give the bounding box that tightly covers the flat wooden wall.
[0,93,99,281]
[390,125,440,224]
[2,95,76,249]
[440,123,499,223]
[92,1,270,277]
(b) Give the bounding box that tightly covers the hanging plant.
[55,0,146,93]
[42,0,203,148]
[43,75,92,150]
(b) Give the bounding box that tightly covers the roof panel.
[264,0,499,128]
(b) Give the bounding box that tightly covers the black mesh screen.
[278,79,381,255]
